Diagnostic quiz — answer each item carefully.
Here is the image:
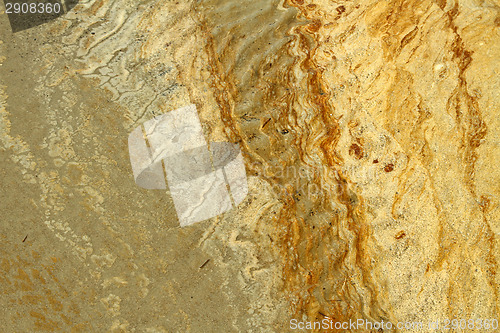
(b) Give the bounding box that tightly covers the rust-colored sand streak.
[170,0,498,330]
[442,2,498,319]
[184,0,396,331]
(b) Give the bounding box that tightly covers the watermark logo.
[128,104,248,227]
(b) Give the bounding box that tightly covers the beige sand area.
[0,0,499,332]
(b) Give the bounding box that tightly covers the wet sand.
[1,0,499,331]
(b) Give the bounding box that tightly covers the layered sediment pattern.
[189,0,500,329]
[0,0,499,331]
